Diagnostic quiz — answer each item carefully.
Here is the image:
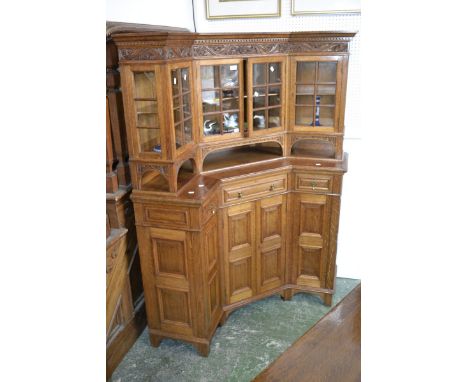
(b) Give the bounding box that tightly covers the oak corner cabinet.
[113,29,356,356]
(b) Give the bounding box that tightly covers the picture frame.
[206,0,281,19]
[291,0,360,15]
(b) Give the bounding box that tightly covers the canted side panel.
[224,203,255,304]
[208,272,220,317]
[203,215,221,326]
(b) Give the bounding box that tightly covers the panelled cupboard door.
[247,57,287,137]
[149,227,194,337]
[290,56,345,134]
[121,64,168,160]
[292,193,331,289]
[256,195,286,293]
[223,202,256,304]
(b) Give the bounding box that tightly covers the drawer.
[140,204,191,229]
[295,173,333,193]
[223,174,287,204]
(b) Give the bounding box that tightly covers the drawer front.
[223,174,287,205]
[295,173,333,193]
[140,204,191,229]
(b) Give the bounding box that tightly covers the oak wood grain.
[253,283,361,382]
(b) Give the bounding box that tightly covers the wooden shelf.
[203,145,283,172]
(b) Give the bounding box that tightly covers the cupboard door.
[290,56,344,133]
[256,195,286,293]
[122,65,167,159]
[292,194,331,288]
[223,202,256,304]
[247,57,287,136]
[149,227,194,336]
[168,62,196,154]
[196,59,244,141]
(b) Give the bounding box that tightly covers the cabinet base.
[148,329,212,357]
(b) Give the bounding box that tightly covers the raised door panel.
[256,195,286,293]
[223,202,256,304]
[292,194,331,289]
[150,228,193,336]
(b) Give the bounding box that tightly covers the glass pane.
[296,84,315,96]
[295,105,314,126]
[296,62,316,84]
[139,128,161,152]
[173,95,180,108]
[181,68,190,92]
[173,108,181,125]
[203,114,223,136]
[253,63,266,86]
[201,66,220,89]
[220,64,238,88]
[171,69,179,96]
[318,62,337,83]
[296,95,314,105]
[135,101,158,128]
[317,84,336,97]
[318,105,335,127]
[223,112,240,133]
[134,72,156,99]
[223,89,239,110]
[253,87,266,109]
[268,107,281,128]
[202,90,220,113]
[268,63,281,84]
[253,110,266,130]
[174,123,183,148]
[268,86,281,106]
[184,118,193,142]
[183,94,191,119]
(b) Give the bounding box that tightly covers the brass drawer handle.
[237,192,243,199]
[270,184,275,191]
[211,209,216,215]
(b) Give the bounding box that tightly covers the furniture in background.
[112,28,355,356]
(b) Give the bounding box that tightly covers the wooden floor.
[253,284,361,382]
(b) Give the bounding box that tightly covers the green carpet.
[112,277,360,382]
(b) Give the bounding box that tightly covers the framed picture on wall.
[206,0,281,19]
[291,0,360,15]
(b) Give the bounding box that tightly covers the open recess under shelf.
[202,143,283,173]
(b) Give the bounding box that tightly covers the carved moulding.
[119,46,192,61]
[192,42,348,57]
[200,135,285,161]
[118,41,348,61]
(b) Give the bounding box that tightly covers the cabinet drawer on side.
[223,174,287,204]
[295,173,333,193]
[141,204,191,229]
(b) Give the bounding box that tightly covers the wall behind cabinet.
[106,0,362,279]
